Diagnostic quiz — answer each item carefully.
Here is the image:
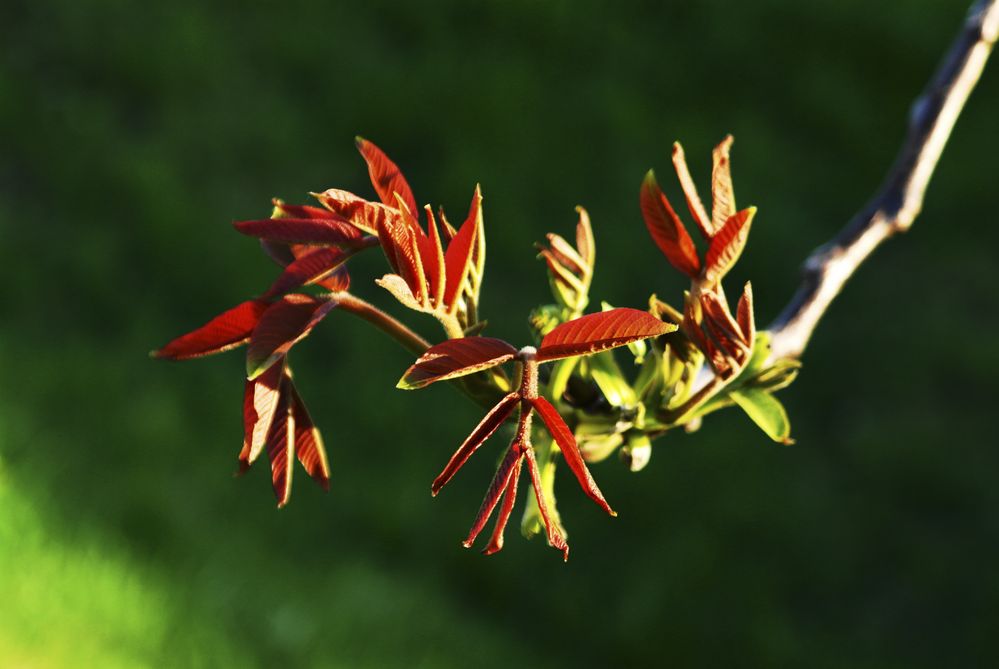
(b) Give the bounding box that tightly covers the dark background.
[2,0,998,666]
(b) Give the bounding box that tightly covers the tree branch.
[768,0,999,361]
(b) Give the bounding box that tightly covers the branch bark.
[768,0,999,361]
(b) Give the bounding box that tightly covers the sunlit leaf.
[531,397,615,516]
[377,197,427,305]
[704,206,755,284]
[736,281,755,342]
[536,308,676,362]
[463,445,524,550]
[375,273,426,312]
[286,376,330,491]
[153,299,269,360]
[234,217,366,247]
[246,295,338,379]
[640,170,701,278]
[443,186,480,313]
[312,188,398,235]
[711,135,736,232]
[263,247,353,298]
[397,337,518,390]
[483,455,523,556]
[574,206,595,269]
[265,386,295,507]
[271,199,337,220]
[355,136,418,217]
[524,446,569,560]
[432,392,520,495]
[671,141,713,238]
[238,362,284,469]
[421,205,446,309]
[730,389,793,444]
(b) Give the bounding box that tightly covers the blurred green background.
[3,0,998,666]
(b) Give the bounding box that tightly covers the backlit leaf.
[574,206,595,269]
[238,362,284,468]
[355,136,418,217]
[531,397,615,516]
[271,199,337,220]
[265,386,295,507]
[711,135,736,232]
[263,247,353,298]
[377,197,427,305]
[736,281,755,342]
[671,141,713,238]
[312,188,397,235]
[246,295,338,379]
[375,273,425,312]
[286,375,330,491]
[421,205,446,309]
[443,186,480,313]
[234,217,366,248]
[524,446,569,560]
[730,389,793,445]
[536,308,676,362]
[640,170,701,278]
[397,337,518,390]
[704,207,755,284]
[483,456,523,555]
[432,392,519,495]
[154,300,269,360]
[463,445,524,550]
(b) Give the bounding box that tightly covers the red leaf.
[704,206,755,284]
[398,337,518,390]
[442,186,480,313]
[312,188,399,236]
[286,375,330,491]
[355,137,418,217]
[736,281,755,343]
[524,446,569,560]
[272,199,338,220]
[482,456,523,556]
[238,362,284,469]
[462,444,524,550]
[531,397,615,516]
[420,205,446,309]
[234,218,366,247]
[640,170,701,278]
[431,392,520,495]
[265,384,295,507]
[574,206,595,269]
[154,299,269,360]
[376,200,427,305]
[246,295,338,379]
[671,141,713,238]
[711,135,736,233]
[536,308,676,362]
[263,247,353,299]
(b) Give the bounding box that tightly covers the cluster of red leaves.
[640,136,760,378]
[399,309,676,559]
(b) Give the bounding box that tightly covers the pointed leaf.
[377,198,427,305]
[736,281,755,343]
[234,217,366,247]
[531,397,615,516]
[536,308,676,362]
[263,247,353,298]
[574,206,595,269]
[432,393,520,494]
[265,385,295,507]
[640,170,701,278]
[463,445,524,550]
[246,295,337,379]
[421,205,446,309]
[704,207,755,284]
[483,456,523,555]
[312,188,397,235]
[671,141,713,238]
[701,291,751,352]
[355,136,418,217]
[286,376,330,491]
[238,362,284,468]
[271,199,338,220]
[524,446,569,560]
[730,389,793,445]
[711,135,736,232]
[398,337,517,390]
[154,299,269,360]
[375,273,426,312]
[443,186,480,313]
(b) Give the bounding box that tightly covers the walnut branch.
[767,0,999,361]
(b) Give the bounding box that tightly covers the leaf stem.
[334,292,431,356]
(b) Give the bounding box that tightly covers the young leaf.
[536,308,676,362]
[736,281,755,342]
[574,206,595,269]
[704,207,755,284]
[377,200,427,306]
[531,397,615,516]
[238,362,285,468]
[355,136,418,217]
[375,273,426,312]
[265,387,295,507]
[246,295,338,379]
[263,247,353,299]
[312,188,398,235]
[153,300,269,360]
[483,456,523,555]
[234,218,366,248]
[640,170,701,278]
[730,389,794,445]
[711,135,736,232]
[671,141,713,238]
[397,337,518,390]
[286,377,330,491]
[463,445,524,550]
[524,446,569,560]
[271,199,338,220]
[421,205,446,309]
[432,392,520,495]
[443,186,481,313]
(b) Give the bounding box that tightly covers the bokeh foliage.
[2,0,999,666]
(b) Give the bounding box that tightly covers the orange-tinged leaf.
[463,445,524,550]
[286,377,330,491]
[701,292,749,350]
[704,206,755,284]
[640,170,701,278]
[265,386,295,507]
[154,299,269,360]
[524,446,569,560]
[398,337,517,390]
[375,273,425,312]
[355,136,418,217]
[574,206,595,269]
[377,198,427,305]
[531,397,615,516]
[736,281,755,342]
[272,199,337,220]
[234,218,366,247]
[312,188,397,235]
[711,135,736,233]
[263,247,353,298]
[246,295,338,379]
[431,392,520,495]
[483,455,523,556]
[536,308,676,362]
[421,205,446,309]
[671,141,713,238]
[239,362,284,468]
[443,186,481,313]
[545,233,587,276]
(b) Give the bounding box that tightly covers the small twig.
[768,0,999,361]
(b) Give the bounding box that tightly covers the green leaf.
[746,359,802,393]
[730,389,794,444]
